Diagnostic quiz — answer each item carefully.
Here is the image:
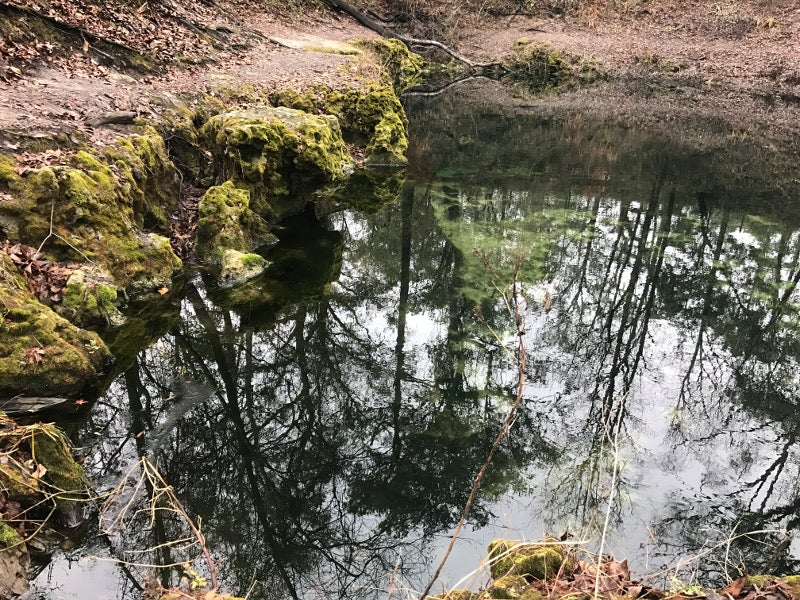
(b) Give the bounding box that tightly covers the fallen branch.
[323,0,507,72]
[418,261,528,599]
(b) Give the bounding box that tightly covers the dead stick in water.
[418,264,527,599]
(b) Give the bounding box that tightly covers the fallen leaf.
[158,286,169,295]
[74,398,88,406]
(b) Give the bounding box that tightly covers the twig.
[593,397,625,600]
[419,264,527,599]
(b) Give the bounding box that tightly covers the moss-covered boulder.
[430,591,481,600]
[270,85,410,166]
[59,265,124,327]
[215,248,267,289]
[487,539,567,581]
[0,252,110,398]
[200,106,354,217]
[101,127,180,229]
[197,181,276,253]
[353,38,426,92]
[320,85,409,166]
[0,139,182,294]
[487,575,529,599]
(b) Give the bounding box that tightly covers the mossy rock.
[322,85,409,165]
[215,248,267,289]
[59,266,123,327]
[487,575,529,599]
[101,126,180,229]
[487,539,566,580]
[150,92,225,184]
[0,412,89,511]
[0,252,110,398]
[431,591,481,600]
[200,106,354,218]
[270,85,409,166]
[29,422,89,508]
[197,181,276,256]
[353,38,426,92]
[1,139,182,293]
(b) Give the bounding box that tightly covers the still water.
[35,84,800,598]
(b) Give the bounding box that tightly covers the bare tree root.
[323,0,508,73]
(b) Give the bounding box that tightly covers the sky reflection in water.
[36,88,800,599]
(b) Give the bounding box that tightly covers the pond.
[31,82,800,598]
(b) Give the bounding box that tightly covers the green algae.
[200,106,354,217]
[0,252,110,398]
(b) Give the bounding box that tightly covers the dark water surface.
[34,87,800,598]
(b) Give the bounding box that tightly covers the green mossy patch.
[0,522,23,548]
[353,38,426,92]
[197,181,276,254]
[269,84,410,165]
[488,539,567,580]
[59,266,123,327]
[506,41,602,92]
[488,575,529,599]
[321,85,409,165]
[431,591,481,600]
[0,253,110,398]
[216,248,267,288]
[1,137,182,292]
[101,127,179,229]
[200,106,354,217]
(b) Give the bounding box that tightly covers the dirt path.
[0,0,798,153]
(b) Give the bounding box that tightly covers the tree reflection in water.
[55,91,800,599]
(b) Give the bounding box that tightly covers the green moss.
[353,38,426,92]
[270,89,318,114]
[3,138,182,292]
[216,248,267,288]
[431,591,481,600]
[200,106,354,217]
[101,127,179,229]
[488,575,529,599]
[60,267,123,327]
[0,252,111,397]
[0,154,22,192]
[323,85,409,165]
[197,181,276,267]
[0,522,23,548]
[30,423,89,507]
[488,539,566,580]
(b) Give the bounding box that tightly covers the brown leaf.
[721,577,747,597]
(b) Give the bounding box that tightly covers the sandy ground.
[0,0,798,154]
